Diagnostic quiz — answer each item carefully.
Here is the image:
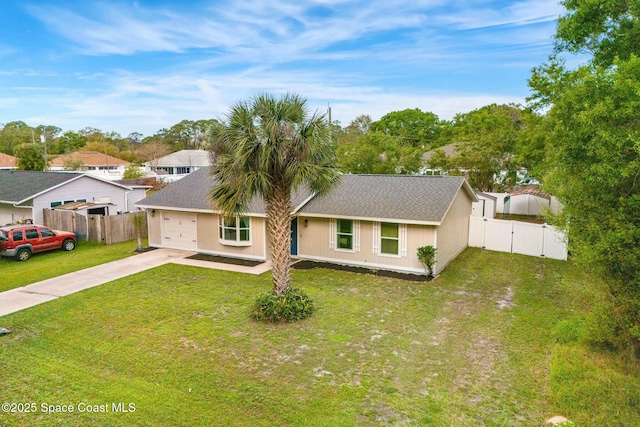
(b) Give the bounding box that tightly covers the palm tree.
[210,93,340,295]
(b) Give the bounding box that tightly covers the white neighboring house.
[0,170,147,225]
[144,149,212,183]
[49,151,130,181]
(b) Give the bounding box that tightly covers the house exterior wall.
[196,214,267,260]
[29,177,130,224]
[147,210,162,246]
[0,203,32,226]
[127,188,149,211]
[434,189,473,274]
[146,209,267,260]
[297,216,436,274]
[487,192,561,216]
[472,196,496,218]
[48,166,128,181]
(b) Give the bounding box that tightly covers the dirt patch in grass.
[187,253,264,267]
[292,260,430,282]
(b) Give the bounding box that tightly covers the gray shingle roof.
[148,150,212,168]
[137,169,474,224]
[299,174,471,224]
[0,170,83,203]
[136,167,312,214]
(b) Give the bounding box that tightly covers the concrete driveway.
[0,249,271,317]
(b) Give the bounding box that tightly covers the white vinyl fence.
[468,216,568,260]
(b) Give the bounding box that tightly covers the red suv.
[0,225,77,261]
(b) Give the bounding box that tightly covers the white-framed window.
[218,216,251,246]
[373,222,407,257]
[329,219,360,252]
[337,219,353,250]
[380,222,399,255]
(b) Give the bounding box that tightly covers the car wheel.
[62,239,76,251]
[15,248,31,261]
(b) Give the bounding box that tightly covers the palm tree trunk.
[266,187,292,295]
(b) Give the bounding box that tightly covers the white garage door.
[162,212,197,250]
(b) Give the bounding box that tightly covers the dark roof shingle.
[299,174,469,223]
[0,170,83,203]
[137,169,473,223]
[136,167,312,214]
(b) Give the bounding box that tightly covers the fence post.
[482,217,487,249]
[102,215,108,244]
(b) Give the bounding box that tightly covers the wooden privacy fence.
[468,216,568,260]
[43,209,147,244]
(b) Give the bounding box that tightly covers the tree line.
[0,119,219,171]
[2,104,544,193]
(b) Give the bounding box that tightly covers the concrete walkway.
[0,249,271,317]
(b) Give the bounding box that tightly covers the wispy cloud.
[432,0,563,30]
[5,0,562,135]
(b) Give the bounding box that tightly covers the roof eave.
[135,204,266,217]
[297,212,441,226]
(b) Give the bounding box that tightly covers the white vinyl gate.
[468,216,567,260]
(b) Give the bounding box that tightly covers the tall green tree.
[426,104,532,191]
[529,1,640,355]
[210,93,340,295]
[15,143,46,171]
[54,131,87,154]
[371,108,441,147]
[337,131,422,174]
[555,0,640,66]
[0,121,33,155]
[161,119,219,151]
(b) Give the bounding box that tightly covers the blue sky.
[0,0,564,137]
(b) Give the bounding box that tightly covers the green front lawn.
[0,239,144,293]
[1,249,638,426]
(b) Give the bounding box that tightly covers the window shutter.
[354,220,361,252]
[372,222,380,254]
[400,224,407,257]
[329,219,336,249]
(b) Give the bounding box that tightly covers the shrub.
[417,245,437,277]
[250,287,315,323]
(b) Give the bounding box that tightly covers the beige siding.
[196,214,267,260]
[146,211,162,246]
[297,216,436,274]
[434,189,473,274]
[147,209,267,260]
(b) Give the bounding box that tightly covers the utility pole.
[102,134,110,172]
[40,133,47,171]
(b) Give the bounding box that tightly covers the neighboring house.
[49,151,130,181]
[144,149,212,183]
[0,152,17,170]
[137,167,478,276]
[487,186,561,217]
[0,170,147,225]
[421,143,458,175]
[472,192,497,218]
